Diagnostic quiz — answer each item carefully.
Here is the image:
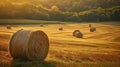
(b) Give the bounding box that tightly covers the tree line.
[0,0,120,22]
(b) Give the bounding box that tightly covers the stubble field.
[0,22,120,67]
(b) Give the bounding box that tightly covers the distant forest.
[0,0,120,22]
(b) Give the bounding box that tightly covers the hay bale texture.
[73,30,83,38]
[40,24,44,27]
[7,25,11,29]
[89,24,96,32]
[89,24,92,28]
[9,30,49,61]
[90,27,96,32]
[59,27,63,31]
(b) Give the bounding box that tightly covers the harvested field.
[0,22,120,67]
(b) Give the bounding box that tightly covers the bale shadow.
[0,59,56,67]
[10,59,56,67]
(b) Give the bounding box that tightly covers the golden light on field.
[0,23,120,64]
[0,22,119,67]
[0,0,120,66]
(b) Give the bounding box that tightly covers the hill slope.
[0,0,120,21]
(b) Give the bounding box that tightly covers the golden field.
[0,22,120,67]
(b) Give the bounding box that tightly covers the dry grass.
[0,22,120,67]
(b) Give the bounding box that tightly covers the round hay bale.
[73,30,80,36]
[90,27,96,32]
[40,24,44,27]
[59,27,63,31]
[20,29,24,30]
[73,30,83,38]
[89,24,92,28]
[7,25,11,29]
[9,30,49,61]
